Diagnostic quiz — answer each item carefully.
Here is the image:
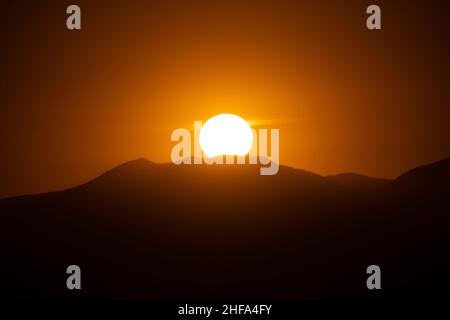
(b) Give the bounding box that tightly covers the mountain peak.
[85,158,159,186]
[394,156,450,186]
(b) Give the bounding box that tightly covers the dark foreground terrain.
[0,157,449,299]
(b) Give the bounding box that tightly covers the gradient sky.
[1,0,449,197]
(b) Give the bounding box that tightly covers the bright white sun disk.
[199,114,253,158]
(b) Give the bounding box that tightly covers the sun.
[199,114,253,158]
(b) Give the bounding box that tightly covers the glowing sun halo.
[199,114,253,158]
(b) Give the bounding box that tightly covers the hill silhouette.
[0,157,449,299]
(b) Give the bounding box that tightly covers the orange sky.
[1,0,449,197]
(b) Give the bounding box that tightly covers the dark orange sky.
[1,0,449,198]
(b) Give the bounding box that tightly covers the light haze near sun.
[199,114,253,158]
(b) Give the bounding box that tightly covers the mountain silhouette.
[0,157,449,299]
[394,157,450,193]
